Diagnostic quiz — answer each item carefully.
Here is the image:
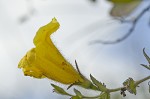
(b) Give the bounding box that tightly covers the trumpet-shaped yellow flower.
[18,18,83,84]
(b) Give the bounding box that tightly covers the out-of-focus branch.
[91,4,150,44]
[149,12,150,26]
[89,0,97,2]
[19,0,36,23]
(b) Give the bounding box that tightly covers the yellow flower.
[18,18,83,84]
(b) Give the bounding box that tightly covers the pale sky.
[0,0,150,99]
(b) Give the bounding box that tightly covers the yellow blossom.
[18,18,83,84]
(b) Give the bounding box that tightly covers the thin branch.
[149,17,150,26]
[108,87,125,93]
[82,95,100,99]
[108,75,150,93]
[64,75,150,99]
[19,0,36,23]
[135,75,150,85]
[149,12,150,26]
[91,3,150,45]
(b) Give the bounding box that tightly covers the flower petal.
[19,18,83,84]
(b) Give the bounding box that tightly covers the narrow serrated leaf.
[123,78,136,95]
[99,92,110,99]
[51,84,69,95]
[90,74,107,92]
[143,48,150,65]
[129,78,136,95]
[74,88,82,98]
[141,64,150,70]
[71,96,82,99]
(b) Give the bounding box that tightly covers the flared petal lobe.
[18,18,83,84]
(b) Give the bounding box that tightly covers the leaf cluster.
[51,48,150,99]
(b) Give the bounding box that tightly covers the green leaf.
[123,78,136,95]
[99,92,110,99]
[74,88,82,98]
[143,48,150,64]
[108,0,142,17]
[141,64,150,70]
[51,84,69,95]
[71,96,82,99]
[141,48,150,70]
[90,74,107,92]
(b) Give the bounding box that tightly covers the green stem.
[108,75,150,93]
[135,75,150,86]
[67,75,150,99]
[82,95,100,99]
[81,75,150,94]
[108,87,125,92]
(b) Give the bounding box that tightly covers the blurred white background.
[0,0,150,99]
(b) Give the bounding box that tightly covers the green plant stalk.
[135,75,150,86]
[79,75,150,93]
[70,75,150,98]
[108,75,150,93]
